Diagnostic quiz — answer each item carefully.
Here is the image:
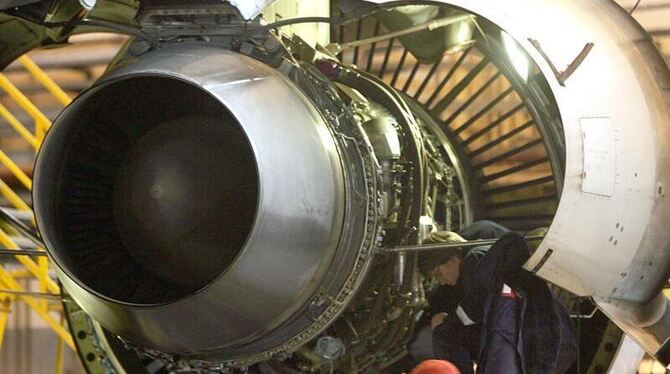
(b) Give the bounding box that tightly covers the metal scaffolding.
[0,55,74,372]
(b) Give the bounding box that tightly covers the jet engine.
[0,0,668,372]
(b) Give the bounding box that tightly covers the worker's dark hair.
[417,248,464,274]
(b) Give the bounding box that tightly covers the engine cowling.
[34,46,378,361]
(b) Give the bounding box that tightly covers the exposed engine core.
[33,36,480,368]
[32,30,562,370]
[35,46,379,363]
[4,0,667,372]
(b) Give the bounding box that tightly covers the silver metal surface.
[0,289,61,299]
[333,13,473,51]
[608,335,646,373]
[385,235,546,253]
[0,207,43,247]
[34,46,348,359]
[0,249,47,257]
[371,0,670,360]
[229,0,279,20]
[78,0,96,11]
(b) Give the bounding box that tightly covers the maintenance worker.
[409,221,511,363]
[417,222,578,374]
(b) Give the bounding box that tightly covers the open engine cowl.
[33,46,379,361]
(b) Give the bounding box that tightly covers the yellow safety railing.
[17,56,73,107]
[0,54,76,370]
[0,179,31,212]
[0,150,32,190]
[0,73,52,135]
[0,103,38,148]
[0,266,74,349]
[0,296,11,350]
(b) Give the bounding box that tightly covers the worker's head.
[410,359,461,374]
[418,249,464,286]
[431,255,462,286]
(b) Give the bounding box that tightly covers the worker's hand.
[431,312,448,330]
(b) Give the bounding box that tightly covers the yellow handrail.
[0,149,32,190]
[0,229,59,294]
[18,56,72,107]
[0,53,77,356]
[0,74,52,129]
[0,297,11,350]
[0,179,31,211]
[0,103,38,149]
[0,269,74,350]
[54,314,65,374]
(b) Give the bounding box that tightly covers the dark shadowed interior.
[50,76,259,304]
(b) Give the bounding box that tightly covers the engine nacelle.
[34,46,380,362]
[21,0,670,370]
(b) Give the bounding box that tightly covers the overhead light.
[445,18,475,54]
[79,0,97,11]
[501,30,530,82]
[454,20,473,44]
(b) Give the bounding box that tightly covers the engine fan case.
[33,47,348,357]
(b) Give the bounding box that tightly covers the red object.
[314,59,340,80]
[501,284,518,299]
[410,360,461,374]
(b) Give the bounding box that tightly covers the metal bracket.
[529,38,595,86]
[530,248,554,273]
[0,248,47,256]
